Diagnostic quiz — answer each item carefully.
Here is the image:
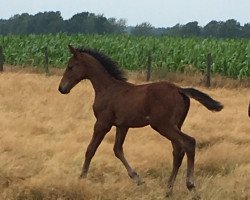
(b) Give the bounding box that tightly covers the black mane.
[77,48,127,82]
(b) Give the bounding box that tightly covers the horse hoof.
[136,179,145,186]
[165,190,173,198]
[192,194,201,200]
[129,171,144,185]
[186,181,195,191]
[79,173,87,179]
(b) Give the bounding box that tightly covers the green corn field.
[0,34,249,78]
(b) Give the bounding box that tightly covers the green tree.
[31,11,63,34]
[105,18,127,34]
[242,23,250,38]
[2,14,32,34]
[65,12,95,33]
[220,19,241,38]
[181,21,201,36]
[0,19,8,34]
[165,24,182,36]
[203,20,221,37]
[95,15,108,34]
[131,22,154,36]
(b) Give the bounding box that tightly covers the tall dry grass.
[0,72,249,200]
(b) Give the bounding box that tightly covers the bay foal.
[59,45,223,197]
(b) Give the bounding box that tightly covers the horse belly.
[114,107,150,128]
[113,85,150,127]
[114,116,150,128]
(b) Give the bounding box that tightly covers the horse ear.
[68,45,78,56]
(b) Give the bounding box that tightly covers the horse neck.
[86,59,117,95]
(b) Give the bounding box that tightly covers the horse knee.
[173,149,185,159]
[173,144,185,155]
[172,143,185,156]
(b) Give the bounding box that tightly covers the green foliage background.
[1,34,249,78]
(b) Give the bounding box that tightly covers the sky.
[0,0,249,27]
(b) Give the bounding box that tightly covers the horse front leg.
[80,121,111,178]
[113,126,144,185]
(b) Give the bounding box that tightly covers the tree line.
[0,11,250,38]
[0,11,126,35]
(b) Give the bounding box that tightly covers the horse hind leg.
[166,141,185,197]
[151,124,198,198]
[179,96,202,198]
[166,94,190,196]
[174,129,200,199]
[113,127,144,185]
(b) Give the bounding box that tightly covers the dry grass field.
[0,71,249,200]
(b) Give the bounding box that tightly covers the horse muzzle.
[58,85,70,94]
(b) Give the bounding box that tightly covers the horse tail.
[180,88,223,112]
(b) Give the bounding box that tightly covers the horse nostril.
[58,86,66,94]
